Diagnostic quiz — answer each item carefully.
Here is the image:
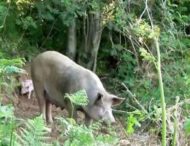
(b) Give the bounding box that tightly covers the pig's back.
[31,51,106,101]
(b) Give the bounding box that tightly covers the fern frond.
[16,115,51,146]
[64,89,89,106]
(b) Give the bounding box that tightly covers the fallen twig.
[121,82,148,114]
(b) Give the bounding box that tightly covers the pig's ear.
[94,92,103,105]
[112,96,125,106]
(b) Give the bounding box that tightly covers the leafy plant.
[0,103,17,146]
[126,115,139,135]
[139,47,156,66]
[57,117,119,146]
[16,115,51,146]
[64,89,89,118]
[184,118,190,136]
[57,89,119,146]
[0,108,53,146]
[0,57,25,101]
[64,89,89,106]
[125,110,146,135]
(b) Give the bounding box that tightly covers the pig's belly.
[44,83,66,108]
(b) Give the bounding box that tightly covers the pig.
[31,51,124,124]
[20,79,34,99]
[16,71,34,99]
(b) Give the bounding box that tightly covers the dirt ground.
[14,94,67,121]
[5,93,160,146]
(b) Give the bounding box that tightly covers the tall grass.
[155,38,166,146]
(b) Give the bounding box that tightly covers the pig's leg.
[33,81,46,121]
[36,93,46,121]
[45,99,53,123]
[28,91,31,99]
[84,113,93,126]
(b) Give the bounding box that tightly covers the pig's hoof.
[46,119,53,125]
[46,127,52,133]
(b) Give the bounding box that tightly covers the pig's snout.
[102,109,116,124]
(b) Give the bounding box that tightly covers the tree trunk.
[80,12,103,72]
[67,19,76,60]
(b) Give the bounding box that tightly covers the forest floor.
[3,93,160,146]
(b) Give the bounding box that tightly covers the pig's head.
[85,92,124,124]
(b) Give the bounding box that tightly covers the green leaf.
[0,104,14,120]
[65,90,89,106]
[4,66,25,74]
[184,118,190,135]
[15,115,51,146]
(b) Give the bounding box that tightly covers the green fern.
[57,117,119,146]
[0,58,25,68]
[64,89,89,106]
[0,104,17,146]
[184,118,190,136]
[0,104,14,120]
[16,115,51,146]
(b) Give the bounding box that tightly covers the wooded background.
[0,0,190,145]
[1,0,190,103]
